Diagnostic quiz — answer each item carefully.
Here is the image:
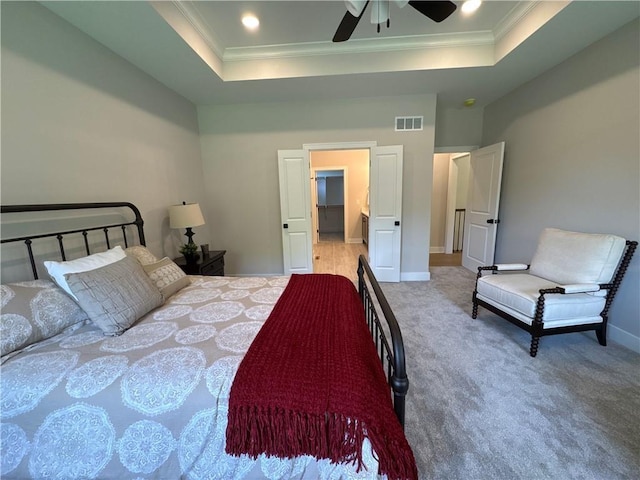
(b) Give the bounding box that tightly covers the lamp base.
[184,227,196,245]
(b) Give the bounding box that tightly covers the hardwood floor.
[313,237,462,280]
[312,234,368,282]
[429,251,462,267]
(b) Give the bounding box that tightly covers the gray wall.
[435,106,483,149]
[197,95,437,277]
[482,19,640,349]
[1,2,206,262]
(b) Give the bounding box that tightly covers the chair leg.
[596,322,607,346]
[472,292,478,319]
[529,336,540,357]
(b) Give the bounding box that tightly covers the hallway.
[312,234,367,282]
[429,251,462,267]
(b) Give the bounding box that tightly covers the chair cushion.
[529,228,626,285]
[477,273,606,323]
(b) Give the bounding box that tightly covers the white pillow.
[44,246,127,300]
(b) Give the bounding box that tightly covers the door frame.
[281,141,404,280]
[434,146,478,254]
[305,141,377,247]
[311,166,348,244]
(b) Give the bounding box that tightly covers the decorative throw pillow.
[143,257,190,299]
[44,246,127,300]
[65,255,163,336]
[125,245,160,266]
[0,280,89,357]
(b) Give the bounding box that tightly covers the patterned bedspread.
[1,276,380,479]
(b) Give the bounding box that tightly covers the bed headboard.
[1,202,146,281]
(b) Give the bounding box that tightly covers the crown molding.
[223,31,495,62]
[493,1,540,41]
[172,0,224,58]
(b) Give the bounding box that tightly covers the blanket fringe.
[226,405,417,480]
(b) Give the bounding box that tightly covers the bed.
[0,202,414,480]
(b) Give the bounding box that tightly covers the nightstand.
[174,250,226,276]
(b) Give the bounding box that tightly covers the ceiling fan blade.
[408,1,457,23]
[333,0,370,42]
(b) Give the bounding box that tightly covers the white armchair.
[472,228,637,357]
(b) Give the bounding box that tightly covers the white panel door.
[369,145,403,282]
[278,150,313,274]
[462,142,505,272]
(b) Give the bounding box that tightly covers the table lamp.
[169,202,205,245]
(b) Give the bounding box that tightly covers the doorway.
[430,151,471,267]
[313,169,346,243]
[278,142,404,281]
[429,143,506,271]
[310,150,369,281]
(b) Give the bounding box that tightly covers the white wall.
[482,19,640,350]
[198,95,437,277]
[0,2,206,264]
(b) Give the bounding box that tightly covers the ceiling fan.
[333,0,457,42]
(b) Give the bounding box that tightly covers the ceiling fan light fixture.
[371,0,390,25]
[241,14,259,30]
[461,0,482,14]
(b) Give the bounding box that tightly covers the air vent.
[395,116,423,131]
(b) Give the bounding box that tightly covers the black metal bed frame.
[357,255,408,428]
[1,202,409,428]
[1,202,146,280]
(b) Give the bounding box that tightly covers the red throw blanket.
[226,274,417,480]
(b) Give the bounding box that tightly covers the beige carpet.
[379,266,640,480]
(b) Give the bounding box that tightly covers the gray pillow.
[65,255,163,336]
[1,280,88,357]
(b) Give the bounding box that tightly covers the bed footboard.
[357,254,408,428]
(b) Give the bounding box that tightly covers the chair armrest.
[557,283,601,294]
[495,263,529,271]
[476,264,529,277]
[538,284,601,296]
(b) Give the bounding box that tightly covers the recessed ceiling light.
[242,14,259,30]
[461,0,482,14]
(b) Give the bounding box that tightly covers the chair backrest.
[529,228,627,285]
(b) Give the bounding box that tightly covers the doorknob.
[486,219,500,224]
[395,221,400,226]
[283,223,288,229]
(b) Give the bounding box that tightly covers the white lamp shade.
[169,203,205,229]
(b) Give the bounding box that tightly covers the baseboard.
[346,238,363,244]
[430,246,445,254]
[608,324,640,354]
[400,271,431,281]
